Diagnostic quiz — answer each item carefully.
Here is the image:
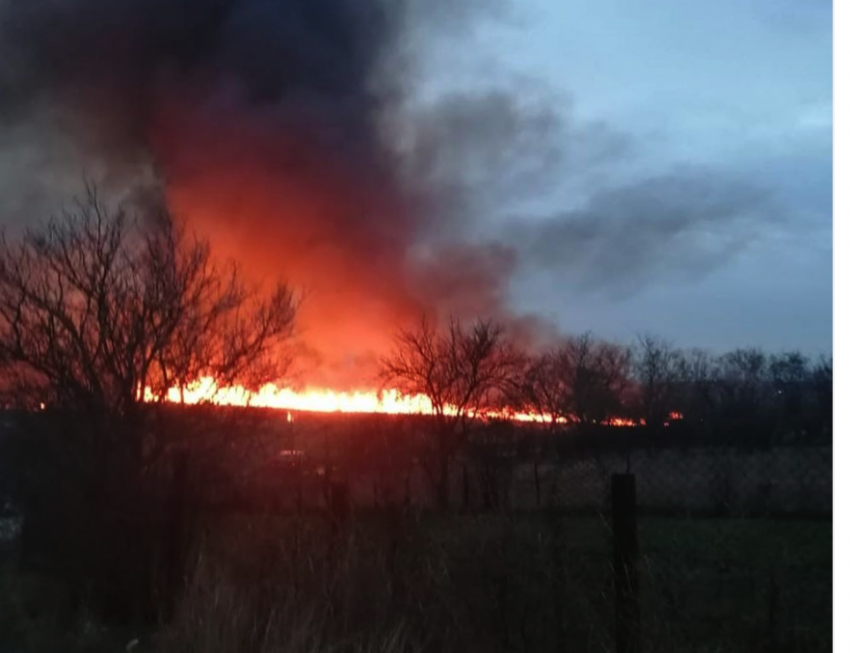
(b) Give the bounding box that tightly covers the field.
[156,408,831,517]
[0,410,832,652]
[0,507,831,653]
[167,511,831,653]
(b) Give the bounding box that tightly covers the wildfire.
[144,376,555,421]
[146,377,435,414]
[604,417,643,427]
[143,376,681,427]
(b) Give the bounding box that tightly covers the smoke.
[510,169,772,296]
[0,0,773,386]
[0,0,540,387]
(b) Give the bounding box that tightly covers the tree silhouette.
[380,315,521,508]
[0,185,297,419]
[0,185,298,618]
[632,334,682,432]
[516,333,631,429]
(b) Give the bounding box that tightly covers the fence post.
[612,473,640,653]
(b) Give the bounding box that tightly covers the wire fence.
[199,434,831,652]
[1,412,832,652]
[629,446,831,652]
[302,441,832,652]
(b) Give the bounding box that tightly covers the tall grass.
[154,509,614,653]
[1,507,830,652]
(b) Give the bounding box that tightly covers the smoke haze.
[0,0,779,384]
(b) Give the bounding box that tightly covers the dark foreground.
[0,509,831,653]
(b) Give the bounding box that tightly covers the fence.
[628,448,831,653]
[183,437,831,652]
[2,414,832,652]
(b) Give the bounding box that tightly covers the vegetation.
[0,187,298,621]
[0,187,831,652]
[0,510,831,653]
[379,317,522,508]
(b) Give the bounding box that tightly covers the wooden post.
[612,473,640,653]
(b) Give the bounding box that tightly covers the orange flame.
[145,377,434,414]
[603,417,643,427]
[144,376,681,426]
[145,376,553,422]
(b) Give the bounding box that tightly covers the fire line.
[143,376,681,427]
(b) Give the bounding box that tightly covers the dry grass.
[0,508,831,653]
[153,510,616,653]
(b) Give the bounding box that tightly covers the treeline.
[378,319,832,510]
[513,332,832,444]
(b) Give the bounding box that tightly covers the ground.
[0,510,831,653]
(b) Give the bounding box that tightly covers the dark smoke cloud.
[399,88,631,234]
[0,0,402,173]
[509,169,772,296]
[0,0,545,387]
[404,90,563,197]
[0,0,777,385]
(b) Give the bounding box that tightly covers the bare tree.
[632,334,682,431]
[513,350,571,429]
[379,315,521,509]
[516,333,631,428]
[712,347,772,444]
[0,185,297,474]
[0,185,299,616]
[564,334,631,426]
[811,356,832,439]
[768,351,809,437]
[674,348,719,436]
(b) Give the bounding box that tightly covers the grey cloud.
[510,168,773,296]
[396,87,631,240]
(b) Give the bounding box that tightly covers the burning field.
[0,0,561,402]
[0,3,833,653]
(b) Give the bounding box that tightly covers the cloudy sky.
[418,0,832,354]
[0,0,833,366]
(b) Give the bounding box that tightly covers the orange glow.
[144,376,555,422]
[144,377,682,427]
[145,377,434,414]
[604,417,642,427]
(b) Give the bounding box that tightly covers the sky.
[0,0,833,368]
[418,0,833,355]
